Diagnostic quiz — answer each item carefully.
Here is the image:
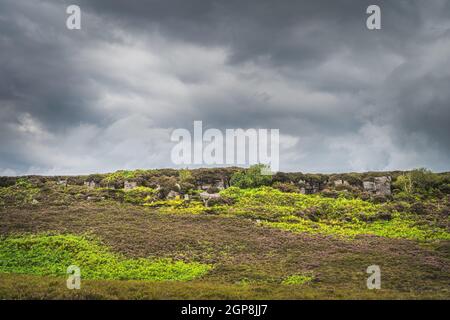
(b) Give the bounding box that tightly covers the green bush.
[0,178,40,206]
[123,187,157,205]
[272,182,300,193]
[282,273,314,285]
[393,168,443,198]
[230,164,272,188]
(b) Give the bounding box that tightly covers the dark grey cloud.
[0,0,449,175]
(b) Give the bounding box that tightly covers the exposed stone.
[216,180,225,190]
[87,196,105,201]
[304,182,320,194]
[57,180,67,187]
[374,176,391,196]
[363,181,376,192]
[199,192,221,200]
[124,181,137,190]
[84,181,98,189]
[334,179,349,187]
[199,192,221,207]
[363,176,391,196]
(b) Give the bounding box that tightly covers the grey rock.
[84,181,98,189]
[167,190,180,199]
[124,181,137,190]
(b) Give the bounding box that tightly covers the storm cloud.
[0,0,449,175]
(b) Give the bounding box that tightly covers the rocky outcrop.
[84,181,98,189]
[167,190,180,199]
[200,179,225,191]
[57,180,67,187]
[333,179,349,187]
[298,180,322,194]
[199,192,221,207]
[124,181,137,190]
[363,176,391,196]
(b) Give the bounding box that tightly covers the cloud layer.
[1,0,449,175]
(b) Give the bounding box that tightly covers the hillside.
[1,166,449,299]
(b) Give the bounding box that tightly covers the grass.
[3,273,448,299]
[0,234,211,281]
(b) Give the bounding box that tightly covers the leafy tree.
[230,164,272,188]
[393,168,441,196]
[394,173,413,194]
[179,169,194,184]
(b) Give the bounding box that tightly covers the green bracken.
[261,214,450,241]
[216,187,450,241]
[123,186,157,205]
[0,234,212,281]
[220,186,381,220]
[282,273,314,285]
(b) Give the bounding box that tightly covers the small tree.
[179,169,194,183]
[393,168,439,195]
[394,174,413,194]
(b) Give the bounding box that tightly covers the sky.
[0,0,450,175]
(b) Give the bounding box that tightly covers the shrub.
[320,189,339,198]
[230,164,272,188]
[371,194,388,204]
[272,182,300,193]
[0,178,40,206]
[179,182,196,194]
[154,176,179,199]
[282,273,314,285]
[179,169,194,184]
[123,187,157,205]
[206,186,220,194]
[393,168,442,197]
[410,202,427,215]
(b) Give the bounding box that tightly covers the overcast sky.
[1,0,449,175]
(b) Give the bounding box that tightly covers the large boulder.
[363,176,391,196]
[124,181,137,190]
[374,176,391,196]
[84,181,99,189]
[199,192,222,207]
